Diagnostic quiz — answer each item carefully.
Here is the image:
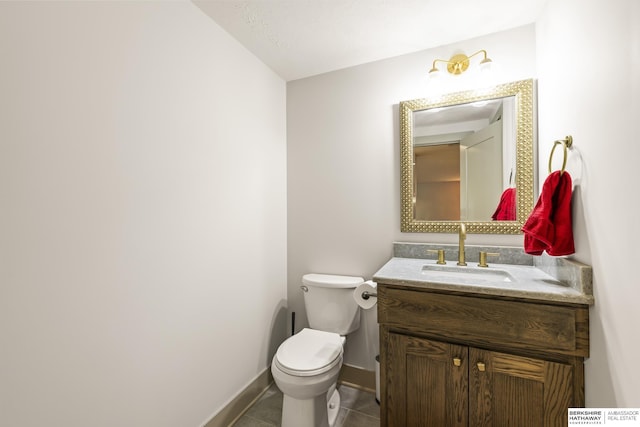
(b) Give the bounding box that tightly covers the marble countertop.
[373,256,594,306]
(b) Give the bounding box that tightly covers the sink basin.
[421,264,515,283]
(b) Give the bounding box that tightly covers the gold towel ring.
[548,135,573,174]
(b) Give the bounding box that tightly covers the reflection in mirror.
[413,97,516,221]
[400,79,536,234]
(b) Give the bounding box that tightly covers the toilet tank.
[302,273,363,335]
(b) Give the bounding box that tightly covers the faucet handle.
[427,249,446,265]
[478,252,500,268]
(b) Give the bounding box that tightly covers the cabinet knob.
[453,357,461,367]
[477,362,486,372]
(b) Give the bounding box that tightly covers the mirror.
[400,79,536,234]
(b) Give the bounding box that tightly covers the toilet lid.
[275,328,343,376]
[302,273,364,288]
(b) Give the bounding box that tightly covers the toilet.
[271,273,363,427]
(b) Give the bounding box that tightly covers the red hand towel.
[547,171,575,256]
[491,187,516,220]
[522,171,575,256]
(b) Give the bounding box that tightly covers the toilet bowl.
[271,328,345,427]
[272,273,363,427]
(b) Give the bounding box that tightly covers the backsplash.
[534,253,593,296]
[393,242,533,266]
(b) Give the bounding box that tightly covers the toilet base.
[327,387,341,426]
[281,386,340,427]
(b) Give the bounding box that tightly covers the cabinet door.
[470,348,573,427]
[387,333,468,427]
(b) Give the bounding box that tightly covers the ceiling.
[413,99,503,131]
[193,0,547,81]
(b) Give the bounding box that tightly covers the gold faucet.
[457,223,467,266]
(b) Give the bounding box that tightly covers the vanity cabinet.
[378,284,589,427]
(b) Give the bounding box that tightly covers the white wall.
[287,25,537,370]
[0,2,287,426]
[537,0,639,407]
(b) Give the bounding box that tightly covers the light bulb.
[479,57,493,73]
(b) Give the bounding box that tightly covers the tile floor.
[232,383,380,427]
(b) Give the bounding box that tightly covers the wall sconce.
[428,50,494,77]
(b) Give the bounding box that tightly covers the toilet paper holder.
[361,291,377,300]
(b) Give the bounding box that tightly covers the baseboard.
[203,364,375,427]
[338,364,376,393]
[202,368,273,427]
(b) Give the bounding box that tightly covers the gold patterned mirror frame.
[400,79,536,234]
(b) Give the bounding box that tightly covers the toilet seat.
[275,328,344,377]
